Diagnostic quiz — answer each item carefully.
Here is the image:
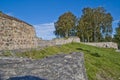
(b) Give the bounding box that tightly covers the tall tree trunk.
[65,30,69,38]
[87,36,89,42]
[82,34,84,42]
[93,28,96,42]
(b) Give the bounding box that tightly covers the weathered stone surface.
[84,42,118,49]
[116,50,120,52]
[0,52,87,80]
[37,38,118,49]
[0,13,37,51]
[38,37,80,47]
[53,37,80,45]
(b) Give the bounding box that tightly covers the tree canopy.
[54,12,76,38]
[54,7,113,42]
[77,7,113,42]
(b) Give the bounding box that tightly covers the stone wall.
[37,37,118,49]
[84,42,118,49]
[0,13,37,50]
[53,37,80,45]
[0,52,88,80]
[38,37,80,47]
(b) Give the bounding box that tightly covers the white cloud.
[33,23,56,40]
[113,20,119,24]
[5,12,14,17]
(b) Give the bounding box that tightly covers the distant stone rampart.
[0,13,37,51]
[54,37,80,45]
[37,38,118,49]
[37,37,80,47]
[84,42,118,49]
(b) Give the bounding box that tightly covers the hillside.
[2,42,120,80]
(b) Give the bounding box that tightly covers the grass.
[1,42,120,80]
[0,50,13,57]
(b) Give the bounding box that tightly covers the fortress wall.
[37,37,80,47]
[84,42,118,49]
[37,37,118,49]
[0,13,37,50]
[53,37,80,45]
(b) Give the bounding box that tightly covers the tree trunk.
[87,36,89,42]
[82,34,84,42]
[93,28,96,42]
[65,30,68,38]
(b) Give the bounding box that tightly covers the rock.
[84,42,118,49]
[0,52,87,80]
[116,50,120,52]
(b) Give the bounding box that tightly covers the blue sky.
[0,0,120,40]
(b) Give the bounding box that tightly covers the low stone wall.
[84,42,118,49]
[37,38,118,49]
[38,37,80,47]
[53,37,80,45]
[37,40,55,47]
[0,52,87,80]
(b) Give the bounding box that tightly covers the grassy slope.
[4,43,120,80]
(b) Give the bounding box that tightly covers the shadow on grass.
[7,75,47,80]
[76,48,90,52]
[76,48,101,57]
[90,53,101,57]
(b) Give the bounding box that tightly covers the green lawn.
[3,42,120,80]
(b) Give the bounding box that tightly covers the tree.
[101,13,113,41]
[114,21,120,49]
[54,12,76,38]
[77,8,94,42]
[77,7,113,42]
